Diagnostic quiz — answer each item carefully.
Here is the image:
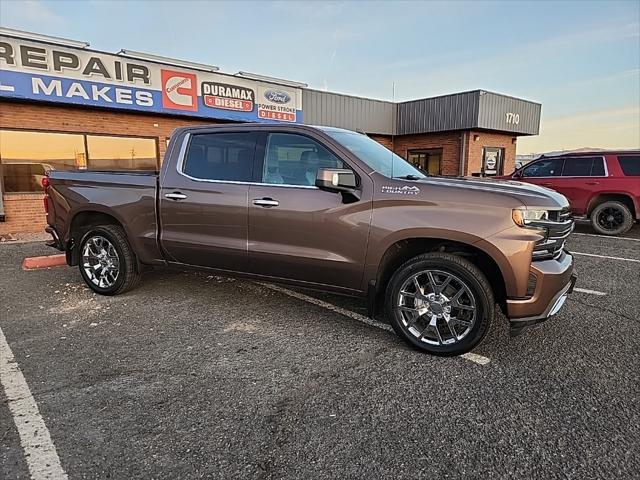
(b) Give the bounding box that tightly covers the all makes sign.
[0,36,302,123]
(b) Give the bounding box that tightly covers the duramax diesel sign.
[0,36,303,123]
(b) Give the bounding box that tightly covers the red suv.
[502,151,639,235]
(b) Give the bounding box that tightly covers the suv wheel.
[385,252,494,356]
[78,225,141,295]
[590,201,633,236]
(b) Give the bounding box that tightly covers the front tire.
[590,201,633,236]
[385,252,494,356]
[78,225,141,295]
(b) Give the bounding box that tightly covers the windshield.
[325,130,426,179]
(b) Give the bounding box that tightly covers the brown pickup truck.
[44,124,576,355]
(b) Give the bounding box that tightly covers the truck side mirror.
[316,168,357,191]
[316,168,359,201]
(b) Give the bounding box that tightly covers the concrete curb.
[22,254,67,270]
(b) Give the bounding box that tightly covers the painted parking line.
[258,282,491,365]
[0,327,68,480]
[258,282,394,333]
[573,232,640,242]
[572,251,640,263]
[573,287,607,296]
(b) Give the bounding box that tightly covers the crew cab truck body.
[501,151,640,235]
[45,124,576,355]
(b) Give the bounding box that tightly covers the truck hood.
[410,176,570,209]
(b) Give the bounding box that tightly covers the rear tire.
[590,201,633,236]
[78,225,141,295]
[385,252,494,356]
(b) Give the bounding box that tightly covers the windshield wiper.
[393,174,422,180]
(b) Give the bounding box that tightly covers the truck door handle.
[252,198,279,207]
[586,181,600,185]
[542,182,553,187]
[165,192,188,200]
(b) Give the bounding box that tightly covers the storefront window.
[0,130,159,193]
[407,149,442,175]
[0,130,85,193]
[86,136,157,171]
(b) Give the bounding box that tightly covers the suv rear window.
[618,155,640,176]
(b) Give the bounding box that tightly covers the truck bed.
[46,169,162,264]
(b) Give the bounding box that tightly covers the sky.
[0,0,639,154]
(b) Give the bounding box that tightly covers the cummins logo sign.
[161,70,197,111]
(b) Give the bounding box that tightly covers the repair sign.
[0,35,303,123]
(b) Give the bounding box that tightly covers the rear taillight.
[42,177,50,214]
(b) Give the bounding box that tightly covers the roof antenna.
[391,81,395,179]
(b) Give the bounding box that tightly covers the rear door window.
[561,158,593,176]
[561,157,605,177]
[591,158,605,176]
[618,155,640,176]
[522,158,564,177]
[183,132,256,182]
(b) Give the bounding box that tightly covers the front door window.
[522,158,564,178]
[262,133,344,186]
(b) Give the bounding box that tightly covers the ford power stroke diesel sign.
[0,36,302,123]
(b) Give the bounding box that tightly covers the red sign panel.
[161,70,197,111]
[258,110,296,122]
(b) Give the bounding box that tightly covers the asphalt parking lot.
[1,224,639,479]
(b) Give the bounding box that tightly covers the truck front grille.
[531,209,574,261]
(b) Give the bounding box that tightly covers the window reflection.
[87,136,157,171]
[0,130,159,193]
[0,130,84,193]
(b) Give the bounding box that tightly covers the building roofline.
[302,87,394,104]
[0,27,540,107]
[397,89,542,107]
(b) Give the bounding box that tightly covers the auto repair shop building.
[0,28,542,235]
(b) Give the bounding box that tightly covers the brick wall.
[371,131,517,176]
[0,101,221,235]
[0,100,220,161]
[464,130,517,175]
[392,132,463,176]
[0,194,46,235]
[369,134,393,150]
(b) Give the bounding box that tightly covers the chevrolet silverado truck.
[44,124,576,355]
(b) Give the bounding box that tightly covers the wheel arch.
[587,192,637,219]
[66,208,136,267]
[372,235,509,316]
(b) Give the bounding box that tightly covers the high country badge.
[202,82,254,112]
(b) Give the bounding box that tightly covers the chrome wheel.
[82,235,120,289]
[397,270,477,346]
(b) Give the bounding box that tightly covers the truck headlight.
[512,209,548,227]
